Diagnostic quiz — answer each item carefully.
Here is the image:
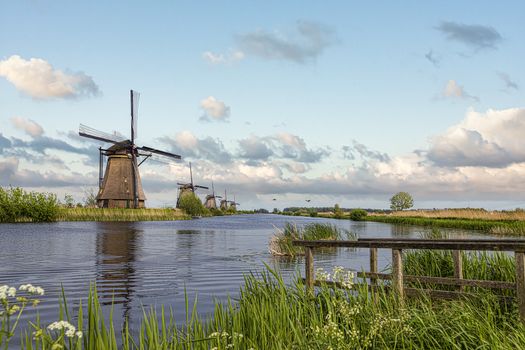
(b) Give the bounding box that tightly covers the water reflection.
[95,222,142,319]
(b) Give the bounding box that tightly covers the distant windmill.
[176,162,209,208]
[230,195,240,210]
[220,189,229,210]
[204,181,222,210]
[79,90,181,208]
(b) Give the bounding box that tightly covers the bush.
[0,187,59,222]
[178,193,207,216]
[350,208,368,221]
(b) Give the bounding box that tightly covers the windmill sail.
[131,90,140,141]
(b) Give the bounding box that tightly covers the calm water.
[0,214,489,334]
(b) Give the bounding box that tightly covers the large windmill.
[204,181,222,210]
[176,162,209,208]
[79,90,181,209]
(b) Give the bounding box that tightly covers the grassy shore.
[365,215,525,235]
[57,207,189,221]
[3,266,525,349]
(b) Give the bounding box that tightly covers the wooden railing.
[293,238,525,322]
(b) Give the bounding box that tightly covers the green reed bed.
[268,222,356,256]
[57,208,189,222]
[366,215,525,235]
[3,267,525,349]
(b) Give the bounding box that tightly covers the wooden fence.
[293,238,525,322]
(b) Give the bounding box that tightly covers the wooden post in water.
[515,251,525,324]
[452,250,464,292]
[305,246,314,293]
[392,249,404,304]
[370,247,378,288]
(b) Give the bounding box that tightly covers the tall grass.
[401,230,516,295]
[58,208,189,222]
[7,268,525,349]
[366,215,525,235]
[0,187,59,223]
[269,222,356,256]
[389,208,525,221]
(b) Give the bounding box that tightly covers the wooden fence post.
[392,249,404,304]
[370,247,378,288]
[452,250,464,292]
[515,251,525,324]
[305,246,314,293]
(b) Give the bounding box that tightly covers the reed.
[57,208,189,222]
[269,222,356,256]
[6,267,525,349]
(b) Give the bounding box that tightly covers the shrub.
[178,193,207,216]
[0,187,59,222]
[350,208,368,221]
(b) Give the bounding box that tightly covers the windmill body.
[79,90,181,209]
[176,162,208,208]
[204,181,221,210]
[97,142,146,208]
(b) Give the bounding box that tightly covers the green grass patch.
[4,267,525,349]
[57,207,189,222]
[366,215,525,235]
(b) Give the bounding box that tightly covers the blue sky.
[1,1,524,209]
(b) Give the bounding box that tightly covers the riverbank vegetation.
[3,266,525,349]
[58,207,188,221]
[269,222,356,256]
[0,187,59,223]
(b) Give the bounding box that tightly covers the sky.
[1,1,524,210]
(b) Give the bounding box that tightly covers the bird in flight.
[305,199,311,202]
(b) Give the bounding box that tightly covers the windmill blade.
[131,90,140,141]
[194,185,209,190]
[79,124,127,144]
[139,146,181,160]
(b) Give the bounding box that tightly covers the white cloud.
[10,117,44,137]
[428,108,525,167]
[442,80,478,101]
[0,55,100,99]
[200,96,231,122]
[202,50,245,65]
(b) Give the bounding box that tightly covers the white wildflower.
[47,320,78,338]
[7,287,16,297]
[19,284,44,296]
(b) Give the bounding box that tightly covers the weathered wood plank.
[515,252,525,324]
[305,246,314,293]
[357,272,515,289]
[293,239,525,251]
[453,250,464,292]
[392,249,404,303]
[370,247,378,287]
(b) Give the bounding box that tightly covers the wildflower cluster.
[315,266,355,289]
[208,331,249,349]
[0,283,44,348]
[47,320,83,338]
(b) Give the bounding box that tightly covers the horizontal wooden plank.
[356,272,516,289]
[300,279,514,302]
[358,238,525,243]
[292,239,525,251]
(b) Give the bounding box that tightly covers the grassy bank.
[57,207,189,221]
[3,267,525,349]
[365,215,525,235]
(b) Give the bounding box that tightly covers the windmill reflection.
[95,222,142,320]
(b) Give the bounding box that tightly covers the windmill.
[79,90,181,209]
[219,190,239,211]
[229,195,240,211]
[176,162,209,208]
[204,181,222,210]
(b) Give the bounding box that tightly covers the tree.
[333,203,343,219]
[390,192,414,211]
[83,187,98,208]
[63,194,75,208]
[178,193,207,216]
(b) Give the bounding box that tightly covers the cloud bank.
[0,55,100,99]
